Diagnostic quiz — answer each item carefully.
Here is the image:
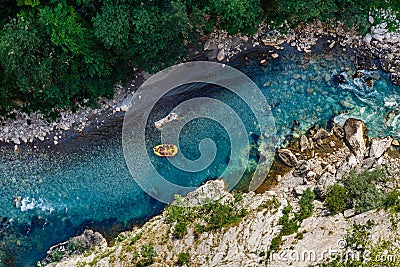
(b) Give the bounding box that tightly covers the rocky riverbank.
[2,17,399,149]
[41,118,400,266]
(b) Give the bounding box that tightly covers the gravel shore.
[1,18,400,150]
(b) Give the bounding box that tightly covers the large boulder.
[154,112,179,129]
[314,172,335,199]
[369,137,393,159]
[343,118,367,162]
[278,148,298,167]
[335,161,352,180]
[176,179,231,206]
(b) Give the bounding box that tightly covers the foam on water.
[19,197,56,213]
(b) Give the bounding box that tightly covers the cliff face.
[45,119,400,267]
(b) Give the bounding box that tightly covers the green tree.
[0,2,115,113]
[177,252,190,265]
[93,1,189,73]
[343,169,384,213]
[207,0,262,34]
[298,188,315,220]
[93,1,132,52]
[325,184,349,215]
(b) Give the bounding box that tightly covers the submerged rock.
[332,74,346,85]
[271,53,279,59]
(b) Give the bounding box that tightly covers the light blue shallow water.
[1,42,400,266]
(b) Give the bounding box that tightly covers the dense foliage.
[325,168,388,214]
[325,183,349,215]
[176,252,190,265]
[1,0,399,114]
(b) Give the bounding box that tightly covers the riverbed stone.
[355,50,378,70]
[278,149,298,167]
[313,128,330,140]
[217,49,225,61]
[299,135,309,152]
[343,118,367,162]
[369,137,393,159]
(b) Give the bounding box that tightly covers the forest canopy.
[0,0,399,115]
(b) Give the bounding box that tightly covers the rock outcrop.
[343,118,367,162]
[44,118,400,267]
[369,136,393,159]
[42,229,106,265]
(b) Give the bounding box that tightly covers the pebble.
[11,138,21,145]
[217,49,225,61]
[271,53,279,59]
[329,141,336,148]
[120,105,129,112]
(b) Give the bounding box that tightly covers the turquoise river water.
[1,42,400,266]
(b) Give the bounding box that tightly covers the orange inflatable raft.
[153,144,178,157]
